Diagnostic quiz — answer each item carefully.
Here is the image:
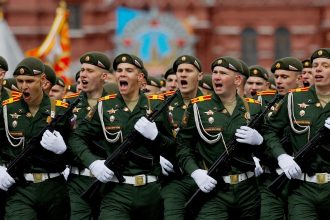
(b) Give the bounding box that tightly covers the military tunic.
[264,86,330,220]
[0,94,71,220]
[68,92,174,219]
[177,92,261,219]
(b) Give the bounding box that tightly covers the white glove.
[134,116,158,140]
[89,160,114,183]
[40,130,67,154]
[235,126,263,145]
[160,156,174,176]
[325,117,330,129]
[0,166,15,191]
[277,154,302,179]
[252,156,264,177]
[191,169,217,193]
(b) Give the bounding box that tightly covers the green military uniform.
[69,53,174,220]
[177,92,262,219]
[0,57,72,220]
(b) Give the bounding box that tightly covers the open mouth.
[22,92,30,99]
[251,91,257,96]
[81,80,88,85]
[315,75,323,80]
[214,83,223,88]
[180,80,188,86]
[119,80,128,89]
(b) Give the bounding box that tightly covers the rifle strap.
[3,105,25,147]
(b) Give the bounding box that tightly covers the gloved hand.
[160,156,174,176]
[134,116,158,140]
[89,160,114,183]
[325,117,330,129]
[277,154,302,179]
[252,156,264,177]
[191,169,217,193]
[40,130,67,154]
[0,166,15,191]
[235,126,263,145]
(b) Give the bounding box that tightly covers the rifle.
[268,126,328,196]
[185,94,284,216]
[3,97,81,183]
[81,90,179,202]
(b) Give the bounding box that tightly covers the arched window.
[275,27,290,59]
[241,28,257,65]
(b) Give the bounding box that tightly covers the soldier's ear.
[198,71,203,81]
[234,73,243,86]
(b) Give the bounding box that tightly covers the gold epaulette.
[55,100,69,108]
[148,94,164,101]
[163,90,176,97]
[191,95,212,104]
[2,96,21,106]
[289,87,309,93]
[98,94,117,102]
[63,92,80,99]
[244,97,261,105]
[256,90,277,96]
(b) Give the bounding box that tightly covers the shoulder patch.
[163,90,176,97]
[289,87,309,93]
[55,100,69,108]
[256,90,277,96]
[148,94,164,101]
[191,95,212,104]
[2,96,20,106]
[244,98,261,105]
[63,92,80,99]
[98,94,117,102]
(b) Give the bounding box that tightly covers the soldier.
[164,67,177,92]
[0,57,71,219]
[42,64,57,95]
[177,56,263,219]
[49,77,66,100]
[144,75,163,95]
[237,59,249,97]
[263,48,330,219]
[161,55,205,220]
[198,74,213,95]
[244,65,270,98]
[65,51,110,220]
[0,56,9,101]
[301,59,314,87]
[68,53,174,219]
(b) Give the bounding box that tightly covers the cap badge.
[217,59,222,64]
[318,50,323,56]
[122,56,127,62]
[19,68,24,74]
[304,61,309,67]
[181,56,186,61]
[85,56,90,61]
[253,69,258,75]
[276,63,281,69]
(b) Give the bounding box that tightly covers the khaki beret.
[44,64,57,86]
[248,65,269,81]
[80,51,111,71]
[198,74,213,91]
[271,57,303,73]
[173,55,202,72]
[13,57,45,76]
[310,48,330,63]
[301,59,312,68]
[55,77,65,87]
[164,68,175,79]
[0,56,8,71]
[113,53,144,71]
[211,56,243,74]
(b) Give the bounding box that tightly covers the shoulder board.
[289,87,309,93]
[2,96,20,106]
[98,94,117,102]
[163,90,176,97]
[191,95,212,104]
[244,97,261,105]
[63,92,80,99]
[55,100,69,108]
[256,90,277,96]
[148,94,164,101]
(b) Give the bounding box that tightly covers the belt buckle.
[316,173,328,184]
[230,174,239,185]
[33,173,43,183]
[134,175,146,186]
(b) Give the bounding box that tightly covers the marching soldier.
[49,77,66,100]
[244,65,270,98]
[68,53,174,219]
[177,56,263,219]
[0,57,71,219]
[198,74,213,95]
[65,51,111,219]
[263,48,330,219]
[42,64,57,95]
[164,67,178,92]
[301,59,314,87]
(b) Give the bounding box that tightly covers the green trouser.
[5,176,69,220]
[259,173,287,220]
[160,175,196,220]
[67,174,99,220]
[288,180,330,220]
[198,177,260,220]
[99,181,162,220]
